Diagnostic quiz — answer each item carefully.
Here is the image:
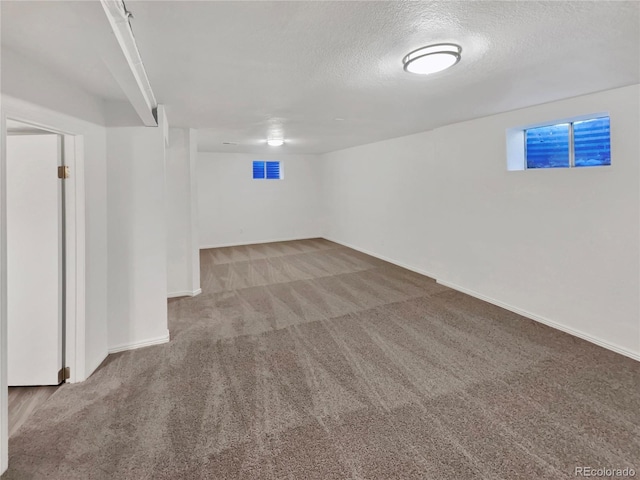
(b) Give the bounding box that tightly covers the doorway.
[5,121,68,440]
[1,108,87,473]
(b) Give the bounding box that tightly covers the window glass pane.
[266,161,280,179]
[525,123,570,168]
[573,117,610,167]
[253,161,265,179]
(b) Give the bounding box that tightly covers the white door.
[7,134,63,386]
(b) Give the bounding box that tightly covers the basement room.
[0,1,638,479]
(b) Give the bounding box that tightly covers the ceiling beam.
[98,0,158,126]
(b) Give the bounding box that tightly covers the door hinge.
[57,166,70,179]
[58,367,70,383]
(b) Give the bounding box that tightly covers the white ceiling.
[1,1,129,102]
[2,1,639,154]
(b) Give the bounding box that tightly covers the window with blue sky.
[525,116,610,169]
[252,161,282,179]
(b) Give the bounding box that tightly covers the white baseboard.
[167,288,202,299]
[322,236,639,363]
[200,236,322,250]
[437,279,640,362]
[108,331,170,354]
[322,237,439,280]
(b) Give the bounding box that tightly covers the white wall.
[166,128,200,297]
[3,101,109,381]
[1,48,106,126]
[198,152,323,248]
[322,84,640,359]
[0,95,109,473]
[106,108,169,351]
[0,118,6,473]
[1,51,110,382]
[0,45,173,476]
[189,131,201,294]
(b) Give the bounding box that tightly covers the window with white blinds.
[252,161,282,179]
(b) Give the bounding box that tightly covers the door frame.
[0,109,86,472]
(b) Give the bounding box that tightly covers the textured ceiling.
[131,0,640,154]
[2,1,639,154]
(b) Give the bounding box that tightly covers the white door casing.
[1,103,87,474]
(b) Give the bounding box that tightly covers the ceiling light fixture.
[402,43,462,75]
[267,138,284,147]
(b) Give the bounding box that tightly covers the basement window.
[506,115,611,171]
[252,161,282,179]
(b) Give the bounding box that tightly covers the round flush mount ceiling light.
[267,138,284,147]
[402,43,462,75]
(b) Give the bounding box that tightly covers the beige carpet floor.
[2,239,639,479]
